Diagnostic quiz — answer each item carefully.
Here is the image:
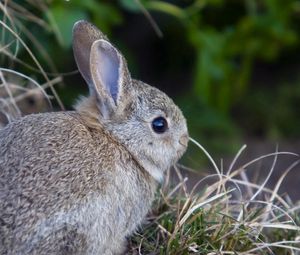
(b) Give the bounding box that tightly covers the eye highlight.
[152,117,168,134]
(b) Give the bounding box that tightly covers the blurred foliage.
[141,0,300,147]
[1,0,300,156]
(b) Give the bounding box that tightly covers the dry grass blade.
[0,69,20,115]
[0,68,53,107]
[134,0,163,38]
[227,144,247,175]
[189,137,221,176]
[178,188,235,227]
[0,3,65,110]
[129,141,300,254]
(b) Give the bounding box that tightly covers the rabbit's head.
[73,21,188,182]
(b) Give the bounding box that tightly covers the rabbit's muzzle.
[179,134,189,148]
[176,134,189,158]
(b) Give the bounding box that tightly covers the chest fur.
[81,164,156,234]
[31,164,156,253]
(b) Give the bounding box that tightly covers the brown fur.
[0,21,188,254]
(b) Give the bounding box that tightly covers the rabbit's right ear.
[73,20,133,119]
[89,39,132,119]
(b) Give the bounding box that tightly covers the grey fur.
[0,20,188,255]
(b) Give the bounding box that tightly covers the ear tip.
[73,20,90,35]
[72,20,109,43]
[74,20,88,26]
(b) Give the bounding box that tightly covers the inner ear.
[91,40,121,105]
[97,42,120,104]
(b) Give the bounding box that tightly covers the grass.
[0,67,61,126]
[0,0,64,116]
[127,141,300,254]
[0,1,64,125]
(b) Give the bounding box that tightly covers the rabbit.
[0,20,188,255]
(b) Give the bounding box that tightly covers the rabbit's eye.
[152,117,168,134]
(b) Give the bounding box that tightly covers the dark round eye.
[152,117,168,134]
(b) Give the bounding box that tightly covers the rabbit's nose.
[179,134,189,148]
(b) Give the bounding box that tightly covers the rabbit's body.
[0,109,156,254]
[0,21,188,254]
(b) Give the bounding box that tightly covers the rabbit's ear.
[89,39,132,119]
[72,20,108,89]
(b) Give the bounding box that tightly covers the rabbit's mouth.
[176,147,187,160]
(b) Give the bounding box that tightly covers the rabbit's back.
[0,112,156,254]
[0,112,109,208]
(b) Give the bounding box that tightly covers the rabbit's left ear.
[90,39,132,119]
[73,20,108,89]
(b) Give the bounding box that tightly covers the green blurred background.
[1,0,300,160]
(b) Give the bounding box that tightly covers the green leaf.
[145,1,186,20]
[119,0,143,12]
[46,6,88,48]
